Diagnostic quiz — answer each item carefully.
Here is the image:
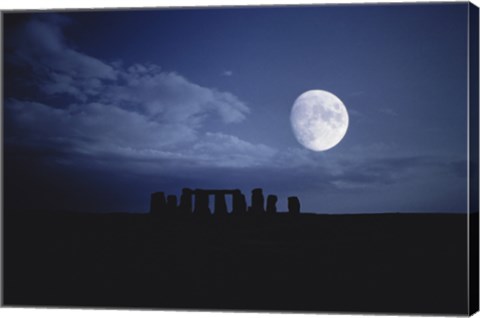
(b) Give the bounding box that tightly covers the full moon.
[290,90,349,151]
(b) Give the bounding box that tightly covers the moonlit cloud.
[103,66,249,124]
[5,16,274,171]
[12,16,116,82]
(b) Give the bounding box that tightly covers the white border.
[0,0,476,10]
[0,1,479,318]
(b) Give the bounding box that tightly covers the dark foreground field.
[3,212,470,314]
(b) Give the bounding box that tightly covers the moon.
[290,90,349,152]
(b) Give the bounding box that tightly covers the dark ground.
[2,211,470,314]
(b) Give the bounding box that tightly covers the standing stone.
[214,193,228,215]
[166,195,178,214]
[288,196,301,215]
[150,192,166,215]
[194,190,211,216]
[240,194,247,214]
[179,188,193,214]
[250,188,265,214]
[232,190,247,214]
[266,195,278,214]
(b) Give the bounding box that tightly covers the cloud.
[5,16,272,171]
[10,16,249,122]
[20,18,115,80]
[103,66,249,125]
[191,132,276,168]
[4,96,270,169]
[379,108,399,117]
[328,155,466,190]
[222,70,233,77]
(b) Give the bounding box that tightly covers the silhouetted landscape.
[3,188,472,314]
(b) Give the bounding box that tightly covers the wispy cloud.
[10,15,116,102]
[222,70,233,77]
[379,108,399,117]
[5,15,276,171]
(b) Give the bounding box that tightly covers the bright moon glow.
[290,90,349,151]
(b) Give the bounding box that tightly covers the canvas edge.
[468,1,480,316]
[0,2,477,316]
[0,1,473,15]
[0,9,4,309]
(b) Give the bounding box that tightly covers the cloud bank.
[5,15,276,170]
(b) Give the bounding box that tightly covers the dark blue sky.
[4,3,470,213]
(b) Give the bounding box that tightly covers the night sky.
[3,3,470,213]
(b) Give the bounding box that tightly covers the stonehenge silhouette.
[150,188,300,216]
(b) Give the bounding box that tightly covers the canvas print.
[2,2,479,315]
